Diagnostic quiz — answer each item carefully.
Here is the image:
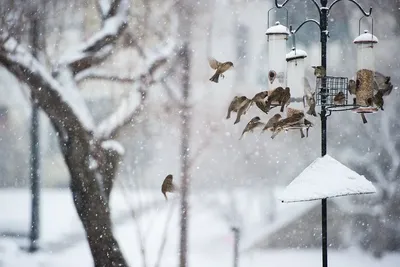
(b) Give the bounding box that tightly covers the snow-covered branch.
[57,0,129,75]
[95,40,177,139]
[0,32,95,132]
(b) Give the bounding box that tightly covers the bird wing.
[208,58,220,70]
[255,100,269,114]
[219,62,233,72]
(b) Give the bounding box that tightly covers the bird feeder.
[265,21,289,90]
[353,29,379,113]
[286,47,308,113]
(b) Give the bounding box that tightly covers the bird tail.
[163,192,168,201]
[307,107,317,117]
[300,129,305,138]
[361,113,368,124]
[209,72,220,83]
[226,111,231,119]
[280,103,285,113]
[239,132,245,140]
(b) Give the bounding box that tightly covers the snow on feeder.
[265,21,289,90]
[353,29,379,113]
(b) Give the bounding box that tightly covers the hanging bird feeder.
[352,18,379,114]
[286,47,308,114]
[265,21,290,90]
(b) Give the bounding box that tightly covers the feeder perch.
[316,76,355,111]
[266,21,289,90]
[286,47,308,111]
[353,29,379,114]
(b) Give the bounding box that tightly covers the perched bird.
[161,174,176,201]
[209,58,234,83]
[251,91,269,114]
[261,113,282,133]
[280,87,291,112]
[303,77,317,117]
[374,71,393,96]
[271,112,305,139]
[234,97,253,124]
[373,90,384,111]
[333,91,346,105]
[265,87,284,111]
[239,116,265,140]
[348,79,357,95]
[226,96,248,119]
[312,66,326,78]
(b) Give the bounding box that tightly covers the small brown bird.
[261,113,282,133]
[333,91,346,105]
[226,96,248,119]
[374,72,393,96]
[265,87,284,110]
[234,97,253,124]
[303,92,317,117]
[312,66,326,78]
[348,79,357,95]
[251,91,269,114]
[209,58,234,83]
[280,87,291,112]
[373,90,384,111]
[161,174,176,201]
[271,112,305,139]
[239,116,265,140]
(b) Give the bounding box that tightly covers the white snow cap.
[353,30,379,44]
[279,154,376,203]
[286,48,308,61]
[265,21,290,36]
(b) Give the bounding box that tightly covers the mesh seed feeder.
[265,21,289,90]
[353,19,379,114]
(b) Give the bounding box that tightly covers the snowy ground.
[0,188,399,267]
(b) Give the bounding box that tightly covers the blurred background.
[0,0,399,266]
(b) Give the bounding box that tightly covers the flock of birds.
[160,58,394,200]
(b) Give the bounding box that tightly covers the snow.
[353,30,379,44]
[286,48,308,61]
[265,21,290,35]
[0,188,398,267]
[0,34,95,131]
[279,155,377,203]
[101,139,125,155]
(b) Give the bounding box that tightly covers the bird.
[304,118,313,138]
[360,113,368,124]
[226,96,248,119]
[261,113,282,133]
[280,87,291,112]
[348,79,357,95]
[161,174,176,201]
[303,77,317,117]
[251,91,269,114]
[265,87,284,111]
[270,112,305,139]
[373,90,384,111]
[312,66,326,78]
[374,71,393,96]
[234,97,253,124]
[239,116,265,140]
[333,91,346,105]
[208,58,234,83]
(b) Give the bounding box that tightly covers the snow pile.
[279,154,377,203]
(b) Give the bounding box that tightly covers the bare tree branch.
[56,0,129,75]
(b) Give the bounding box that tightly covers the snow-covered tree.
[0,0,177,266]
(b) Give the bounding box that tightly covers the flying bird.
[161,174,176,201]
[312,66,326,78]
[374,71,393,96]
[226,96,248,119]
[333,91,346,105]
[261,113,282,133]
[239,116,265,140]
[209,58,234,83]
[251,91,269,114]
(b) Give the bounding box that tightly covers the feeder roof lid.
[353,30,379,44]
[279,154,377,203]
[265,21,290,36]
[286,48,308,61]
